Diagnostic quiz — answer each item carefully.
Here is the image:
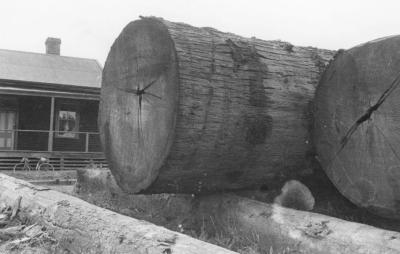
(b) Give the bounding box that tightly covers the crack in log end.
[339,71,400,150]
[245,115,273,145]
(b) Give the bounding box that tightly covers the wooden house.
[0,37,106,170]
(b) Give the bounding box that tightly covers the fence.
[0,129,102,153]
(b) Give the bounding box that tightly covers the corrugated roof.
[0,48,102,88]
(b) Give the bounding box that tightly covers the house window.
[56,110,79,138]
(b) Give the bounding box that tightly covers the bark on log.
[99,16,335,194]
[0,173,236,254]
[314,35,400,219]
[197,194,400,254]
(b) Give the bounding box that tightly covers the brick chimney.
[45,37,61,55]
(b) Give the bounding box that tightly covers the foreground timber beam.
[99,16,335,194]
[197,194,400,254]
[0,173,236,254]
[76,169,400,254]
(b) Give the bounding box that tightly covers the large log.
[314,35,400,219]
[0,173,236,254]
[99,16,334,194]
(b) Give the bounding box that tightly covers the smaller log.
[74,169,400,254]
[0,173,236,254]
[196,195,400,254]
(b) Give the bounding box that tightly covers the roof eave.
[0,79,101,94]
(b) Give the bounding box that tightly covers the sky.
[0,0,399,65]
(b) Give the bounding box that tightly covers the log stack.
[314,35,400,219]
[99,17,334,194]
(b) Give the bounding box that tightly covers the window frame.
[55,104,80,139]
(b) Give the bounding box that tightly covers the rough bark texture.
[196,194,400,254]
[100,16,335,194]
[0,173,236,254]
[314,35,400,219]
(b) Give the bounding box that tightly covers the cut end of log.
[314,35,400,219]
[100,18,179,193]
